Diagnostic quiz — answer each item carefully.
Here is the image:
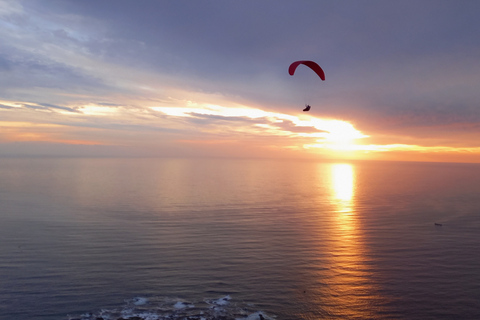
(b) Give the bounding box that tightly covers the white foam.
[133,297,149,306]
[241,311,270,320]
[69,294,272,320]
[212,295,231,305]
[173,301,194,309]
[135,312,161,320]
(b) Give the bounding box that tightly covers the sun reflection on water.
[331,164,355,213]
[307,163,386,319]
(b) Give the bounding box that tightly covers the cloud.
[0,49,108,98]
[1,0,480,161]
[184,113,262,126]
[0,100,79,114]
[272,119,327,134]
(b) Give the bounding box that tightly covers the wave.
[66,295,274,320]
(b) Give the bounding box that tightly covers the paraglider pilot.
[289,60,325,113]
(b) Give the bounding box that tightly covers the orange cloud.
[0,121,104,145]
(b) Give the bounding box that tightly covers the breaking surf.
[66,295,274,320]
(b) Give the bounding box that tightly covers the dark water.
[1,158,480,320]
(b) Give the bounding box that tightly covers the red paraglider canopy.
[288,60,325,81]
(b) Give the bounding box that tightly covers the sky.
[1,0,480,163]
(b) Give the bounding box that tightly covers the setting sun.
[323,120,368,151]
[302,119,368,155]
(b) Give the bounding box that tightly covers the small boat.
[434,223,443,226]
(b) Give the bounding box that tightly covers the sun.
[302,119,368,152]
[326,131,359,151]
[326,120,367,146]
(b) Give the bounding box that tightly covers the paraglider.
[289,60,325,111]
[288,60,325,80]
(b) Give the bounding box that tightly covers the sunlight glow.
[78,104,119,116]
[0,100,24,108]
[0,121,102,145]
[152,104,271,119]
[332,164,354,202]
[153,104,369,152]
[330,143,480,154]
[0,121,63,128]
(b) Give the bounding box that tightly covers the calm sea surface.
[1,158,480,320]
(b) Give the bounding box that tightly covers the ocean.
[1,157,479,320]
